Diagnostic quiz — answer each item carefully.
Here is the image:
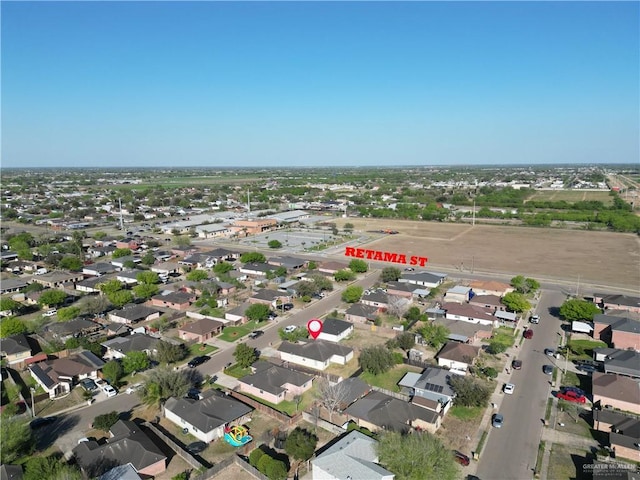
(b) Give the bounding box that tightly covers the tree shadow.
[35,413,80,450]
[258,444,290,471]
[547,306,561,318]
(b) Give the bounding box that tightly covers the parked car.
[530,314,540,324]
[492,413,504,428]
[125,383,143,395]
[79,378,98,392]
[404,267,415,271]
[560,386,587,397]
[577,364,598,373]
[283,325,297,333]
[543,365,554,375]
[523,329,533,339]
[282,303,294,311]
[503,383,515,395]
[186,388,201,400]
[557,390,587,404]
[188,355,210,368]
[511,359,523,370]
[248,330,264,339]
[30,416,57,429]
[103,385,118,397]
[544,348,556,356]
[186,441,208,454]
[43,309,57,317]
[453,450,470,466]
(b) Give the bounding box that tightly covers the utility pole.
[472,200,476,226]
[118,197,124,231]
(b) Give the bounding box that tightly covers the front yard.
[218,320,267,342]
[359,364,422,393]
[547,443,591,480]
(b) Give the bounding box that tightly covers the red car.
[523,329,534,339]
[557,390,586,404]
[452,450,470,466]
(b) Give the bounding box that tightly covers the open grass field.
[333,218,640,291]
[525,189,614,205]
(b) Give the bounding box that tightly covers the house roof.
[278,340,353,362]
[152,291,193,304]
[267,256,306,269]
[99,463,142,480]
[361,291,388,304]
[345,303,378,320]
[111,304,160,321]
[595,293,640,308]
[321,318,353,336]
[30,350,105,388]
[338,377,372,408]
[468,280,512,293]
[400,272,445,284]
[446,286,471,295]
[432,317,492,341]
[443,302,495,322]
[239,361,313,396]
[592,372,640,405]
[344,390,439,432]
[436,342,480,364]
[312,431,394,480]
[603,350,640,378]
[179,317,224,336]
[102,333,159,355]
[73,420,166,475]
[398,367,456,398]
[318,261,348,272]
[470,294,503,306]
[46,318,103,337]
[0,333,32,356]
[1,278,29,291]
[0,464,23,480]
[164,389,253,433]
[251,289,284,301]
[494,310,517,321]
[593,314,640,335]
[241,262,276,273]
[386,281,419,293]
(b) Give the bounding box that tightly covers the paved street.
[474,290,567,480]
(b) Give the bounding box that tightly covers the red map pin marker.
[307,319,323,340]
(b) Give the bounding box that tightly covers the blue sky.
[2,1,638,168]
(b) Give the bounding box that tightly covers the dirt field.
[333,219,640,291]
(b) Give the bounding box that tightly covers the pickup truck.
[557,389,586,404]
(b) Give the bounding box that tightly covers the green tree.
[404,306,422,322]
[381,266,402,282]
[348,259,368,273]
[245,303,271,322]
[58,255,83,271]
[99,279,123,295]
[418,322,449,349]
[359,345,395,375]
[107,290,134,307]
[510,275,540,294]
[501,292,531,313]
[136,271,160,284]
[102,360,124,385]
[284,427,318,463]
[141,251,156,266]
[0,317,30,338]
[56,305,81,321]
[112,248,132,259]
[396,331,415,351]
[449,375,492,407]
[0,417,35,463]
[559,298,601,322]
[249,448,266,468]
[240,252,266,263]
[234,343,258,368]
[0,298,21,313]
[92,411,120,431]
[265,459,287,480]
[267,239,282,249]
[140,366,192,408]
[23,454,82,480]
[155,340,187,364]
[377,430,459,480]
[133,283,159,300]
[334,269,356,282]
[122,351,150,374]
[93,231,107,240]
[38,289,67,307]
[186,269,209,282]
[213,261,234,274]
[344,222,354,233]
[341,285,363,303]
[487,339,508,355]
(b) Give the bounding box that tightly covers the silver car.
[492,413,504,428]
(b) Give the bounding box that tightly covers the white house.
[436,342,480,375]
[278,340,354,371]
[317,318,354,343]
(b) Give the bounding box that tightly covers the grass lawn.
[484,327,516,349]
[561,370,580,388]
[238,388,314,416]
[224,364,252,379]
[449,405,483,421]
[188,343,218,357]
[567,339,607,359]
[218,321,265,342]
[360,365,419,392]
[547,443,590,480]
[555,402,592,438]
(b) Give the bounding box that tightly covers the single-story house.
[239,262,278,277]
[101,333,160,360]
[73,420,166,477]
[76,275,112,293]
[248,289,290,307]
[238,361,313,404]
[29,350,105,398]
[398,367,456,407]
[82,262,117,277]
[442,302,498,327]
[0,277,28,294]
[593,314,640,351]
[317,261,349,274]
[598,349,640,378]
[311,430,395,480]
[225,302,250,324]
[430,317,493,343]
[108,304,161,325]
[164,389,253,443]
[317,318,354,343]
[360,291,392,310]
[592,372,640,414]
[46,318,104,342]
[111,256,141,270]
[436,342,480,375]
[0,334,39,366]
[594,293,640,313]
[468,280,514,297]
[150,262,180,276]
[399,272,446,289]
[592,409,640,463]
[195,224,232,239]
[31,271,84,289]
[115,270,140,285]
[268,256,307,270]
[385,281,420,299]
[469,294,504,310]
[150,291,195,310]
[344,303,379,324]
[444,286,472,303]
[178,317,224,343]
[344,390,442,434]
[278,340,354,371]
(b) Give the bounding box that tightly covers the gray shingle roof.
[239,361,313,396]
[164,390,253,433]
[0,334,32,356]
[111,304,160,321]
[321,318,353,336]
[278,340,353,362]
[102,333,159,355]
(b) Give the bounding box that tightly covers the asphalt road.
[475,290,566,480]
[36,390,141,457]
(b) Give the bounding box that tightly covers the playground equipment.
[224,425,252,447]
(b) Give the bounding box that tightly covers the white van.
[43,309,57,317]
